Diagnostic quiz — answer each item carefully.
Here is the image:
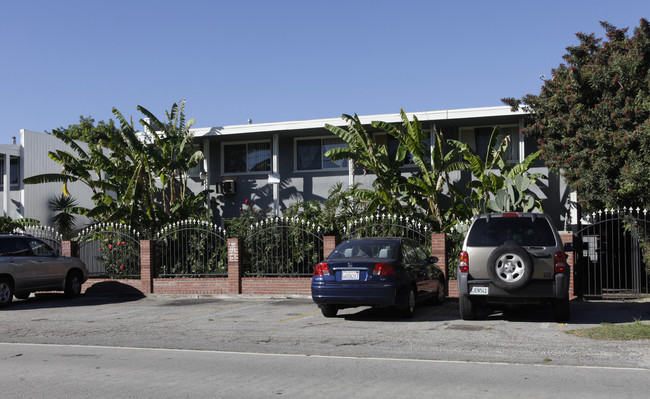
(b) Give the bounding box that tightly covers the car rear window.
[467,217,557,247]
[328,240,398,259]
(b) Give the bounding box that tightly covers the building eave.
[192,105,527,138]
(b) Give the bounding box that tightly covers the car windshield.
[467,217,557,247]
[328,240,398,259]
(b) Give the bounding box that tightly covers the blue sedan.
[311,237,446,318]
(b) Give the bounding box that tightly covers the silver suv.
[457,213,571,321]
[0,235,89,308]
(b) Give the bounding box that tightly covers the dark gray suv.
[457,213,571,321]
[0,235,89,308]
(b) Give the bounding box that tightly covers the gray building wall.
[200,112,571,230]
[20,129,94,229]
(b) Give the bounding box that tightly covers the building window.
[375,133,431,165]
[296,137,348,171]
[222,141,271,174]
[473,126,520,162]
[0,156,20,189]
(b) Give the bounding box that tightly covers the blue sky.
[0,0,647,143]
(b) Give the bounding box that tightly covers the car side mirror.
[564,243,574,252]
[427,256,438,264]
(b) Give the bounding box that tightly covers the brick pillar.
[323,236,338,259]
[559,232,576,299]
[431,233,447,279]
[62,240,77,257]
[227,238,242,294]
[140,240,154,294]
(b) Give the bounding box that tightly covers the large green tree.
[503,18,650,212]
[25,101,210,235]
[50,115,120,143]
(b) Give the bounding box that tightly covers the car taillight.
[459,251,469,273]
[373,262,396,276]
[554,251,566,274]
[313,263,330,276]
[502,212,520,217]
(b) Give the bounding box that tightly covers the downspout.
[273,134,279,217]
[203,138,210,205]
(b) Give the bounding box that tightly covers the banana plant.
[487,175,540,213]
[24,101,211,236]
[449,126,545,216]
[372,109,463,230]
[325,114,408,214]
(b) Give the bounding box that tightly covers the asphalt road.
[1,291,649,398]
[1,343,647,399]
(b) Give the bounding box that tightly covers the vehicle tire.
[0,277,14,308]
[553,298,570,322]
[14,292,30,300]
[64,271,83,298]
[400,287,416,318]
[459,295,477,320]
[487,244,534,291]
[431,280,446,306]
[320,305,338,318]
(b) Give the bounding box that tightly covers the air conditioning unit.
[221,179,237,195]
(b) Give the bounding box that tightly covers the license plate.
[470,285,489,295]
[341,270,359,280]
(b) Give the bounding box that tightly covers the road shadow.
[338,298,650,325]
[476,299,650,324]
[339,301,459,323]
[4,281,145,311]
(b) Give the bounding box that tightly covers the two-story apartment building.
[3,105,572,230]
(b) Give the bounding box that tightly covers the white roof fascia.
[192,105,526,138]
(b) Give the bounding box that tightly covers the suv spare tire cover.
[487,244,534,291]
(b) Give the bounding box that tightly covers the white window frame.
[294,136,349,172]
[460,124,521,163]
[221,140,272,176]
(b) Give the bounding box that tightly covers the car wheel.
[0,278,14,308]
[320,305,338,318]
[553,298,570,322]
[459,295,477,320]
[431,280,446,306]
[400,287,416,318]
[487,244,534,291]
[64,271,83,298]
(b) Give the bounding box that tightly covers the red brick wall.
[241,278,311,295]
[323,236,337,259]
[431,233,447,278]
[559,232,576,299]
[77,234,457,298]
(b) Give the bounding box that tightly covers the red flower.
[120,265,125,270]
[244,199,249,205]
[109,245,113,249]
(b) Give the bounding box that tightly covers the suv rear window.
[466,217,557,247]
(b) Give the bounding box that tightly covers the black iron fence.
[243,217,323,277]
[575,208,650,298]
[77,223,141,278]
[155,220,228,277]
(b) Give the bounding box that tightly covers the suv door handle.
[531,253,551,258]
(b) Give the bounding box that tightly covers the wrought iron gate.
[574,208,650,299]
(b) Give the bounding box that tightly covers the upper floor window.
[222,141,271,174]
[375,133,431,166]
[471,125,520,163]
[0,156,20,189]
[295,137,348,171]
